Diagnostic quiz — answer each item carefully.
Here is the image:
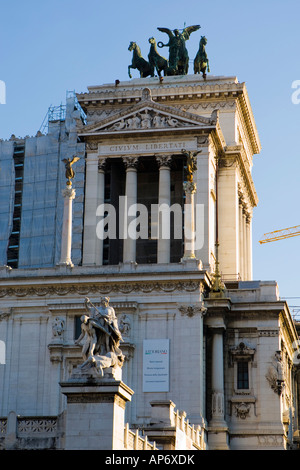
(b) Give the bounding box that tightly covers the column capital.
[156,155,172,168]
[98,157,107,172]
[122,156,139,169]
[183,181,197,194]
[62,187,76,199]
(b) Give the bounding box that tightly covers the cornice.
[279,305,299,351]
[236,85,261,156]
[77,76,261,160]
[77,75,241,106]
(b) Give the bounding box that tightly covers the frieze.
[0,280,202,298]
[103,109,200,132]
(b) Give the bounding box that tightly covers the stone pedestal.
[205,301,230,450]
[60,375,134,450]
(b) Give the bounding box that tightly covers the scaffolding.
[38,90,86,134]
[39,103,66,134]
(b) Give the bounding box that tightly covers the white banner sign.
[143,339,170,392]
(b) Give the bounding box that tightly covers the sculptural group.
[128,25,209,79]
[75,297,125,377]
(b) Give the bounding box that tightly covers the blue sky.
[1,0,300,309]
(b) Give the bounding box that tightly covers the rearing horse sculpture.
[194,36,210,79]
[128,42,154,79]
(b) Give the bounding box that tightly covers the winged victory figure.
[157,25,200,75]
[63,156,80,184]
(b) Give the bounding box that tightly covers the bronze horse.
[148,37,168,77]
[128,42,154,79]
[194,36,210,79]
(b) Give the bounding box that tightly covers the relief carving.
[234,402,251,420]
[265,351,285,395]
[52,317,65,338]
[106,109,198,132]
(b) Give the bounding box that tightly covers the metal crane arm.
[259,225,300,244]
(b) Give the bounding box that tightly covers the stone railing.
[146,401,207,450]
[0,414,59,450]
[124,423,158,450]
[173,409,205,449]
[0,407,205,450]
[1,414,158,451]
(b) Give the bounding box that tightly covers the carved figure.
[79,351,125,377]
[52,317,65,337]
[265,351,285,395]
[75,297,125,377]
[157,25,200,75]
[148,37,168,77]
[75,314,98,360]
[111,119,127,130]
[119,314,131,336]
[181,149,201,182]
[62,156,80,185]
[128,42,154,79]
[141,110,152,129]
[194,36,210,79]
[83,296,123,355]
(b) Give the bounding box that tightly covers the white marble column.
[156,155,172,264]
[122,156,138,264]
[210,327,226,424]
[82,154,99,265]
[59,185,76,267]
[95,157,106,265]
[182,181,197,260]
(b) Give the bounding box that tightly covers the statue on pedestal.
[75,297,125,377]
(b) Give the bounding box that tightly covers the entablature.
[77,75,261,159]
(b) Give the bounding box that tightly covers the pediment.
[78,87,219,137]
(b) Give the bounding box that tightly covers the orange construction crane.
[259,225,300,244]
